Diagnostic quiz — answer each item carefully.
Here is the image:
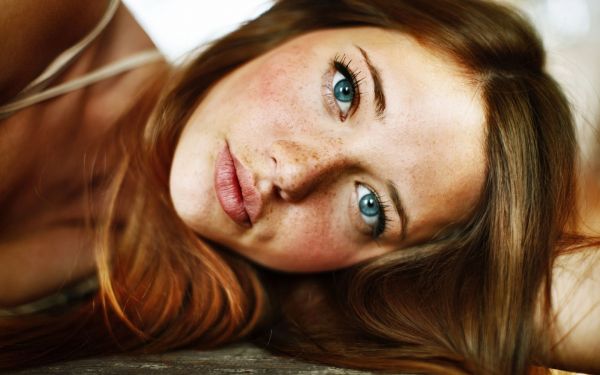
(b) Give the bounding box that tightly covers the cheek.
[241,49,319,133]
[273,205,355,272]
[251,62,291,103]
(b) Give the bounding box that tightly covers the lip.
[214,143,262,227]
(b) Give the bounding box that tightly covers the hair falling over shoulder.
[1,0,596,373]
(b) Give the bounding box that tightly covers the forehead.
[304,28,487,240]
[368,30,486,234]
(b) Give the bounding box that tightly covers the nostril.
[272,186,289,201]
[270,156,277,170]
[278,188,293,202]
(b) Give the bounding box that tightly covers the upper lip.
[231,148,263,225]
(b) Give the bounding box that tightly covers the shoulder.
[0,224,97,308]
[538,243,600,373]
[0,0,109,103]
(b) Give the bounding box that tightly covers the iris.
[359,193,379,217]
[334,78,354,103]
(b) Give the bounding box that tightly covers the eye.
[332,71,354,117]
[356,184,388,238]
[325,54,362,121]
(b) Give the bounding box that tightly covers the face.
[169,27,486,272]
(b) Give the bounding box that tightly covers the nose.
[269,139,348,201]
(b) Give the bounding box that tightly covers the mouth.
[214,143,262,227]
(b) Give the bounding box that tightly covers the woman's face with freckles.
[169,27,487,272]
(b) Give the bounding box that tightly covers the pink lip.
[214,143,262,227]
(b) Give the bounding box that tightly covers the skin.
[169,27,486,272]
[0,1,164,306]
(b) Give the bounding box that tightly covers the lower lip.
[214,144,251,227]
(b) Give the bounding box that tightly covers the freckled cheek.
[245,57,314,117]
[278,206,353,270]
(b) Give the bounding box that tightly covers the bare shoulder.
[0,0,108,103]
[0,224,97,308]
[542,244,600,373]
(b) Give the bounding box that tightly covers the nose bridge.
[270,137,346,201]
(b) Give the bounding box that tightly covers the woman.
[1,0,599,373]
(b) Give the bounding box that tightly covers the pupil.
[334,79,353,103]
[359,193,379,217]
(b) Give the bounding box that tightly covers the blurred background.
[513,0,600,166]
[122,0,275,61]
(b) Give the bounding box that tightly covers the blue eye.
[328,54,362,121]
[331,71,354,117]
[356,184,387,238]
[359,191,379,218]
[334,75,354,103]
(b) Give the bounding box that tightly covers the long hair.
[0,0,585,373]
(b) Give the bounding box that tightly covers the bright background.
[123,0,274,61]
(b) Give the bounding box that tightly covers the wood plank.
[8,343,375,374]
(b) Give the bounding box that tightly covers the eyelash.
[325,54,364,121]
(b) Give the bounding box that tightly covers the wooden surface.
[8,343,375,374]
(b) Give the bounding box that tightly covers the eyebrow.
[356,46,386,120]
[386,180,409,242]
